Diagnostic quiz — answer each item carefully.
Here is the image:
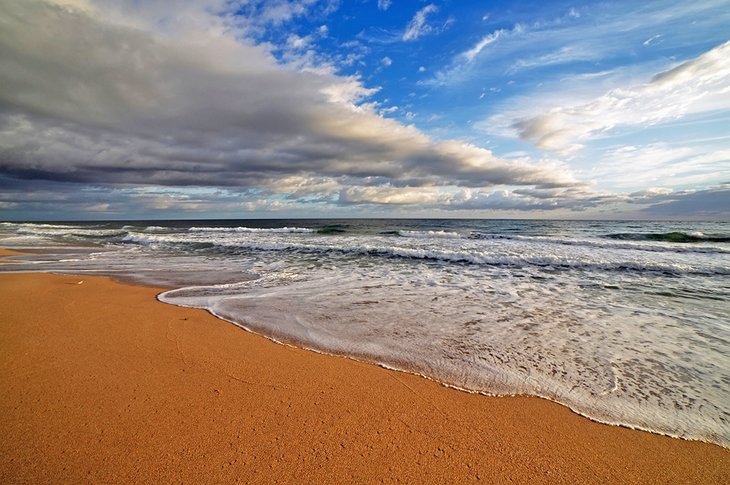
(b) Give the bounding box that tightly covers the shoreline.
[1,270,728,483]
[0,248,26,263]
[160,287,726,449]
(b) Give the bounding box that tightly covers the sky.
[0,0,729,220]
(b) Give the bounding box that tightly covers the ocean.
[1,219,728,447]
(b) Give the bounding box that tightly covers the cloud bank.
[0,0,590,214]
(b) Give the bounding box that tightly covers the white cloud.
[377,0,391,11]
[501,41,730,152]
[338,184,612,212]
[588,143,730,189]
[256,0,321,26]
[462,28,509,62]
[341,186,450,205]
[508,45,597,73]
[403,4,438,41]
[381,56,392,67]
[286,33,312,49]
[643,34,662,46]
[47,0,95,12]
[424,23,524,85]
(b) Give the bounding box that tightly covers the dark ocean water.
[1,219,729,446]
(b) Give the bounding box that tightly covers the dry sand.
[1,268,728,484]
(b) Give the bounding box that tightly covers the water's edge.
[152,276,730,450]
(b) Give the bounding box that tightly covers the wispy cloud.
[403,4,438,41]
[462,28,512,62]
[426,8,584,85]
[643,34,662,46]
[253,0,328,27]
[508,45,598,73]
[377,0,391,12]
[588,143,730,190]
[499,41,730,152]
[427,2,730,87]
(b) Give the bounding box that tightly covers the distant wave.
[470,232,730,254]
[397,230,462,239]
[316,224,348,234]
[12,226,128,239]
[119,225,172,233]
[606,232,730,243]
[0,222,86,230]
[189,226,314,234]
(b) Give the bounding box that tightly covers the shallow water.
[1,219,728,447]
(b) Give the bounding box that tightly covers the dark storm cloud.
[0,0,579,201]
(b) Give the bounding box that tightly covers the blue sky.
[0,0,729,219]
[260,1,730,164]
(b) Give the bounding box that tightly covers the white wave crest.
[189,226,314,234]
[398,230,462,239]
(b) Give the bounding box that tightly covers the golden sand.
[1,271,728,484]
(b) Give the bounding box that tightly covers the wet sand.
[1,270,728,484]
[0,248,24,263]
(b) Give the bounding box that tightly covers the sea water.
[1,219,728,447]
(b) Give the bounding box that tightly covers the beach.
[3,0,729,482]
[1,266,728,483]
